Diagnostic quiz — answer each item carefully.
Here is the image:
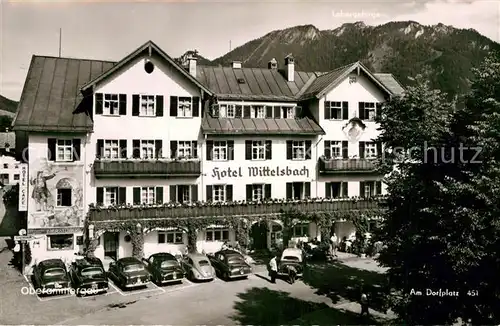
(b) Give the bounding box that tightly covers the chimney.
[187,52,197,77]
[285,54,294,82]
[268,58,278,70]
[232,61,242,69]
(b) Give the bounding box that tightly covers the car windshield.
[124,264,145,272]
[160,260,178,269]
[282,256,300,261]
[198,260,210,266]
[44,268,66,277]
[81,267,104,277]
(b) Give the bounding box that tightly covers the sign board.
[14,235,34,241]
[18,163,28,211]
[211,166,310,181]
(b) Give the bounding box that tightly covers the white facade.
[0,155,21,185]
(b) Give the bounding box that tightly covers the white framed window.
[103,140,119,159]
[213,141,228,161]
[252,141,265,160]
[177,185,191,203]
[292,141,305,160]
[178,97,192,117]
[292,224,309,237]
[329,141,342,158]
[47,234,74,250]
[361,102,377,121]
[141,140,155,159]
[363,181,382,197]
[56,188,72,207]
[205,228,230,241]
[251,184,264,201]
[141,187,155,204]
[219,104,235,118]
[365,142,377,158]
[252,106,265,118]
[212,185,225,202]
[328,182,348,198]
[178,141,193,158]
[326,101,342,119]
[282,106,295,119]
[158,231,184,244]
[140,95,155,116]
[104,94,119,115]
[56,139,73,162]
[105,187,118,205]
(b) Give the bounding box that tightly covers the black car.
[143,253,184,285]
[32,259,71,296]
[108,257,150,289]
[69,257,108,296]
[208,250,252,280]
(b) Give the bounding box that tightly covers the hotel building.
[12,41,403,265]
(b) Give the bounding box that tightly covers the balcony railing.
[93,159,201,177]
[319,157,378,174]
[88,197,386,222]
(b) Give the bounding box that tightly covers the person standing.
[269,255,278,283]
[330,233,338,257]
[360,292,370,316]
[287,265,297,284]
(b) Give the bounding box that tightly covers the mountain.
[0,95,17,117]
[208,21,500,98]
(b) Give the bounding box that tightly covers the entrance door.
[103,232,119,260]
[250,222,268,250]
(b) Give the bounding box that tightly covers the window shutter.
[132,140,140,159]
[96,187,104,205]
[295,106,302,118]
[119,140,127,158]
[192,141,198,158]
[206,140,213,161]
[359,142,365,159]
[376,181,382,195]
[119,94,127,115]
[169,185,176,202]
[72,139,81,162]
[305,140,312,160]
[324,141,331,158]
[95,93,103,115]
[377,142,382,158]
[264,184,271,199]
[190,185,198,202]
[243,105,251,118]
[304,182,311,198]
[265,106,272,118]
[170,96,178,116]
[170,141,178,159]
[192,97,200,117]
[286,183,293,199]
[265,140,272,160]
[245,140,252,160]
[132,95,140,116]
[206,185,213,202]
[376,102,382,119]
[286,141,292,160]
[325,183,331,198]
[118,187,126,205]
[96,139,104,159]
[342,101,349,120]
[227,141,234,160]
[235,105,242,118]
[342,182,348,197]
[155,187,163,204]
[359,182,365,198]
[246,185,252,201]
[156,95,164,117]
[155,140,162,158]
[274,106,281,119]
[342,141,348,159]
[133,187,141,204]
[358,102,365,120]
[225,185,233,201]
[47,138,56,161]
[324,101,331,120]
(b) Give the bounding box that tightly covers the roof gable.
[81,41,212,96]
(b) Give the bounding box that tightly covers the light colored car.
[278,248,305,278]
[180,253,216,281]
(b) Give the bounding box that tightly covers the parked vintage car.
[107,257,150,289]
[180,253,216,281]
[143,253,184,285]
[69,257,108,296]
[31,259,71,296]
[277,248,305,278]
[208,249,252,280]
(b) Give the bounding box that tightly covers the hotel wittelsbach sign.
[211,166,310,180]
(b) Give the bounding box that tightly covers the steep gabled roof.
[81,40,212,96]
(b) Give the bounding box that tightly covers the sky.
[1,0,499,101]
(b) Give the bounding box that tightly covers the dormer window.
[219,104,235,118]
[252,106,265,118]
[281,106,295,119]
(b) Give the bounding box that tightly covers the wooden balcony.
[93,159,201,178]
[319,157,378,174]
[88,197,386,222]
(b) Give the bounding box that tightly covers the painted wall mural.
[28,159,84,229]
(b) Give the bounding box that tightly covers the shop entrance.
[103,232,119,260]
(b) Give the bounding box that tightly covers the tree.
[374,53,500,325]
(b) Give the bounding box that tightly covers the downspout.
[314,136,322,240]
